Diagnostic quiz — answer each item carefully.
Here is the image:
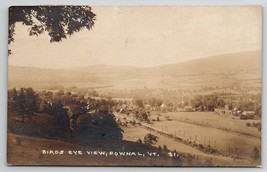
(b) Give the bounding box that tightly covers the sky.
[9,6,262,69]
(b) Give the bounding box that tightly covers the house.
[160,103,168,112]
[242,111,255,116]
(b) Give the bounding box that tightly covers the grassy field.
[122,126,259,167]
[7,133,182,166]
[154,111,261,138]
[149,111,261,159]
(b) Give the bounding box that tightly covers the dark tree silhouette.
[9,6,96,54]
[251,146,260,160]
[74,112,123,140]
[133,98,144,108]
[14,88,40,122]
[143,133,158,146]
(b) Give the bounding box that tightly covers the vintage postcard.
[7,6,262,167]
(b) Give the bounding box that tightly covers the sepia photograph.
[7,6,262,167]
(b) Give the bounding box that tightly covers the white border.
[0,0,266,172]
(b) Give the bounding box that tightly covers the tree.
[44,91,53,100]
[162,144,168,152]
[55,90,65,98]
[191,95,203,109]
[133,98,144,108]
[203,94,218,111]
[251,146,260,160]
[157,146,162,153]
[136,111,150,122]
[148,97,163,107]
[15,88,40,122]
[8,88,18,101]
[143,133,158,146]
[74,112,123,140]
[9,6,96,54]
[254,104,261,117]
[8,88,18,112]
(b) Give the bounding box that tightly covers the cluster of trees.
[8,88,40,122]
[134,110,150,122]
[230,97,261,116]
[191,94,226,111]
[132,98,145,108]
[147,97,163,107]
[73,112,123,140]
[143,133,158,145]
[100,88,192,104]
[8,88,72,136]
[190,93,261,116]
[132,97,174,110]
[137,133,158,146]
[8,88,122,140]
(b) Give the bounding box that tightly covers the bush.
[143,133,158,145]
[136,138,142,144]
[157,146,162,153]
[198,144,204,150]
[251,146,260,160]
[257,125,261,132]
[240,114,255,120]
[163,144,168,152]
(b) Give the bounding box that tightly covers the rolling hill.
[8,50,261,90]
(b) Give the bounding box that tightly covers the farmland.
[156,111,261,138]
[154,112,260,158]
[122,126,259,167]
[118,111,261,164]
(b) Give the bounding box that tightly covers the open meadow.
[119,111,261,162]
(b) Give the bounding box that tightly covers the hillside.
[8,50,261,90]
[152,51,261,74]
[8,132,184,166]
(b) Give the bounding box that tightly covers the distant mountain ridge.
[149,50,261,74]
[9,50,261,89]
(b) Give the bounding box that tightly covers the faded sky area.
[9,6,262,69]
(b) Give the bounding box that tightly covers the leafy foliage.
[9,88,40,122]
[143,133,158,145]
[132,98,144,108]
[9,6,96,54]
[74,112,123,140]
[147,97,163,107]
